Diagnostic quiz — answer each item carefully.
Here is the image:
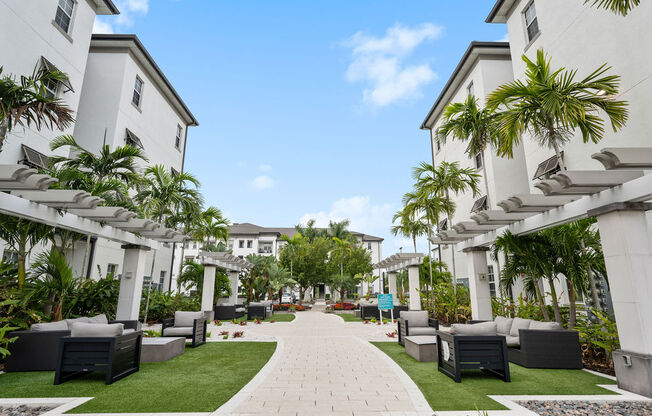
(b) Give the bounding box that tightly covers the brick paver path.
[223,311,432,416]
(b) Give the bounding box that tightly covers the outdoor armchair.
[247,301,272,320]
[161,311,207,348]
[397,311,439,346]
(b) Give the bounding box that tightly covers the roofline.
[101,0,120,15]
[90,34,199,126]
[419,41,510,130]
[486,0,506,23]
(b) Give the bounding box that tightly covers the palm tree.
[30,248,77,321]
[436,95,497,206]
[328,220,351,240]
[137,165,203,323]
[391,207,429,253]
[360,272,377,301]
[0,65,75,153]
[331,237,353,277]
[295,219,326,241]
[585,0,640,16]
[190,206,230,251]
[280,233,303,278]
[330,273,357,303]
[488,49,628,170]
[243,254,274,302]
[267,263,296,301]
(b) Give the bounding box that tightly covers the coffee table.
[141,337,185,363]
[404,336,438,362]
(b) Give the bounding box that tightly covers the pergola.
[429,147,652,397]
[198,251,252,319]
[374,253,424,310]
[0,164,185,320]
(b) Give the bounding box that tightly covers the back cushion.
[71,322,124,337]
[494,316,514,335]
[400,311,428,327]
[510,317,532,337]
[249,302,263,307]
[451,321,497,336]
[65,317,90,330]
[174,311,204,327]
[529,320,563,331]
[88,314,109,324]
[31,321,69,331]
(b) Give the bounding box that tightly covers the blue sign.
[377,294,393,310]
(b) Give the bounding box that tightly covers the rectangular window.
[258,242,273,254]
[367,243,372,250]
[247,240,253,248]
[107,263,118,276]
[435,139,441,152]
[228,240,234,250]
[475,152,483,169]
[160,270,166,285]
[54,0,74,34]
[239,240,244,248]
[467,81,475,97]
[524,1,540,42]
[175,125,182,149]
[132,76,144,108]
[488,265,496,297]
[192,241,197,249]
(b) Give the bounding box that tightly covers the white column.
[201,264,216,318]
[388,271,398,305]
[407,265,421,310]
[464,247,492,321]
[116,245,149,320]
[228,271,239,304]
[592,203,652,398]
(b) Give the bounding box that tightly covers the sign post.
[377,294,394,324]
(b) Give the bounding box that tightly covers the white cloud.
[93,0,150,34]
[497,33,510,42]
[258,164,272,172]
[343,23,443,107]
[251,175,274,190]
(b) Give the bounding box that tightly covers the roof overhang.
[199,251,253,272]
[89,34,198,127]
[93,0,120,15]
[486,0,518,23]
[374,253,424,272]
[420,41,511,130]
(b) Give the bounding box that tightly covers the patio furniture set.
[213,299,274,321]
[359,300,408,320]
[396,312,582,383]
[5,311,208,385]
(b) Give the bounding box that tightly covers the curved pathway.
[215,311,432,416]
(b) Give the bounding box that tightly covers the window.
[258,242,273,254]
[228,240,234,250]
[125,128,144,149]
[192,241,197,249]
[107,263,118,277]
[247,240,253,248]
[239,240,244,248]
[524,1,540,42]
[54,0,74,34]
[40,57,73,98]
[467,81,475,97]
[474,152,483,169]
[488,265,496,297]
[132,76,144,108]
[2,249,18,264]
[175,125,183,149]
[160,271,166,285]
[21,145,50,169]
[367,243,372,250]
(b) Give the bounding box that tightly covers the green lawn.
[220,313,295,324]
[0,342,276,413]
[337,312,362,321]
[372,342,617,411]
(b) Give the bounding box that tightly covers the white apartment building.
[420,42,531,297]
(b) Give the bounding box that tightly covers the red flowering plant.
[273,303,306,311]
[333,302,356,310]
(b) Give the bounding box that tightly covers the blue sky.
[95,0,507,256]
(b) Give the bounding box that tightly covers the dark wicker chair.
[437,330,510,383]
[360,304,380,320]
[397,311,439,346]
[509,329,582,369]
[247,302,272,320]
[54,330,142,385]
[162,312,206,348]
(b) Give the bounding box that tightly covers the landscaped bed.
[372,342,617,411]
[0,342,276,413]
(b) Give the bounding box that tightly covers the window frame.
[132,76,144,109]
[175,124,183,150]
[488,265,496,297]
[247,240,253,249]
[54,0,76,35]
[523,1,540,44]
[239,240,244,249]
[474,152,483,170]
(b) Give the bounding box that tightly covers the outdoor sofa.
[4,314,140,372]
[162,311,207,348]
[214,304,246,320]
[54,322,142,385]
[360,303,408,320]
[397,310,439,346]
[247,301,273,320]
[467,316,582,369]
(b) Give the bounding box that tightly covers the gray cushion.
[235,307,245,313]
[87,314,109,324]
[249,302,264,307]
[174,311,204,327]
[494,316,513,335]
[65,317,90,330]
[408,327,438,336]
[510,317,532,337]
[30,321,69,331]
[529,320,563,330]
[505,335,520,347]
[451,321,497,336]
[399,311,429,328]
[163,326,193,336]
[71,322,124,337]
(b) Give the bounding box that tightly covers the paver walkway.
[221,311,432,416]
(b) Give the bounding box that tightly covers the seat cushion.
[174,311,204,327]
[510,317,532,337]
[529,320,562,330]
[399,311,428,327]
[451,321,497,336]
[65,317,91,330]
[494,316,514,335]
[163,326,193,336]
[505,335,520,347]
[235,307,245,313]
[408,327,438,336]
[71,322,124,337]
[88,314,109,324]
[30,320,69,331]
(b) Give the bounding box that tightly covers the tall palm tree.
[436,95,497,206]
[586,0,640,16]
[190,206,230,250]
[267,263,296,301]
[137,165,203,323]
[30,248,77,321]
[280,233,303,278]
[0,66,75,153]
[328,220,351,240]
[391,207,429,253]
[488,49,628,170]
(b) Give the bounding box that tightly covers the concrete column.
[388,271,398,305]
[407,265,421,310]
[116,245,149,320]
[228,271,239,304]
[201,264,216,320]
[590,203,652,397]
[464,247,492,321]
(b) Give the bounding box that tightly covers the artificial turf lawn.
[372,342,617,411]
[0,342,276,413]
[337,312,363,322]
[224,313,295,324]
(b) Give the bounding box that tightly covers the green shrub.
[139,290,200,323]
[67,275,120,319]
[425,282,471,324]
[575,308,620,366]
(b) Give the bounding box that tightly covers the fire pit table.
[140,337,185,362]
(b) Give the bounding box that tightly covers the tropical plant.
[178,259,231,301]
[429,282,472,324]
[0,65,75,153]
[585,0,640,16]
[242,254,274,302]
[329,273,357,303]
[0,300,19,359]
[139,290,201,323]
[29,249,78,321]
[294,219,327,241]
[575,308,620,367]
[267,263,296,301]
[67,270,120,319]
[189,206,230,251]
[279,233,303,278]
[327,219,352,240]
[488,49,628,169]
[357,272,377,301]
[391,207,429,253]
